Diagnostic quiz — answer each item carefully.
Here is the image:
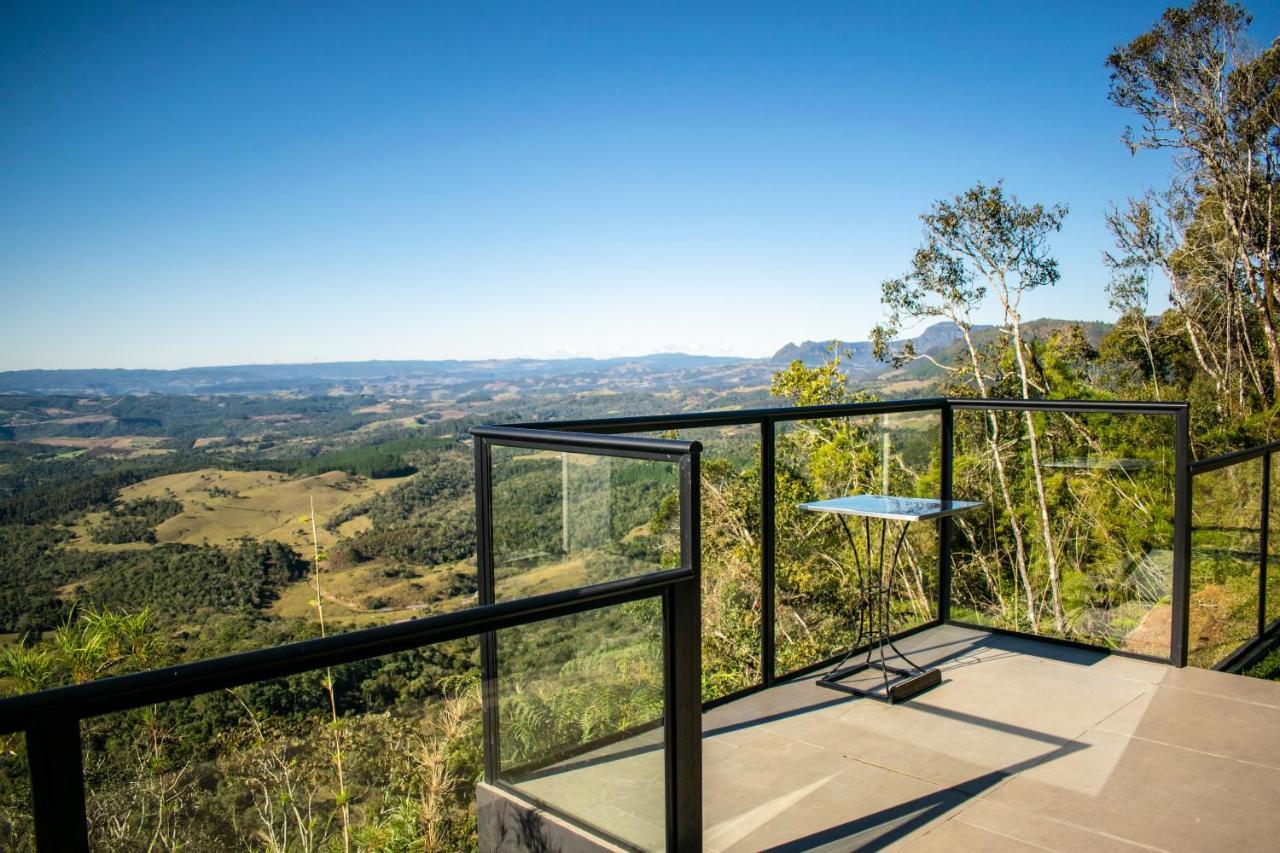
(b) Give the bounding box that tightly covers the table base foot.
[817,664,941,704]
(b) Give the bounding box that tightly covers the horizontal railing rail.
[510,397,950,433]
[470,424,701,459]
[947,397,1188,416]
[0,568,693,735]
[1189,438,1280,474]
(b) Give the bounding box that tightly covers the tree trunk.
[1137,317,1161,400]
[959,325,1038,629]
[1002,299,1067,635]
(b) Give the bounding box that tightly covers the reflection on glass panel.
[0,742,33,851]
[497,598,665,852]
[1190,461,1263,668]
[774,411,942,678]
[76,639,482,850]
[949,410,1175,656]
[490,445,677,601]
[633,425,762,701]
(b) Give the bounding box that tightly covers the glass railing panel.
[773,410,942,677]
[0,738,33,851]
[949,409,1175,655]
[630,424,762,701]
[490,445,677,601]
[496,597,665,851]
[1190,459,1264,667]
[76,638,484,851]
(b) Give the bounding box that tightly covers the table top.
[798,494,984,522]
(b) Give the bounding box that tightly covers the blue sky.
[2,2,1276,370]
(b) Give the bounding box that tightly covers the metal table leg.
[816,516,941,703]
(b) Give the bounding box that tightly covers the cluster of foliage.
[0,529,309,634]
[0,466,154,524]
[328,449,477,571]
[78,540,310,615]
[270,435,455,480]
[0,525,112,634]
[115,496,184,525]
[88,495,185,544]
[0,394,394,444]
[89,515,157,544]
[1102,0,1280,438]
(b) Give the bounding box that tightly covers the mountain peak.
[771,322,974,370]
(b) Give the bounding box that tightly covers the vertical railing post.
[760,418,776,687]
[666,448,702,850]
[938,402,954,623]
[1259,451,1271,638]
[1172,405,1192,667]
[26,713,89,853]
[473,436,501,782]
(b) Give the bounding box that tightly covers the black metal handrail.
[26,394,1280,852]
[470,424,701,460]
[1189,438,1280,474]
[514,397,1194,680]
[510,397,950,433]
[947,397,1187,416]
[0,568,693,735]
[6,426,703,853]
[470,424,703,850]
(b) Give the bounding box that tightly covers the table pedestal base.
[817,661,941,704]
[814,514,941,704]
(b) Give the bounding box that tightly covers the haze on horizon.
[4,1,1277,372]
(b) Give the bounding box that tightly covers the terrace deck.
[516,624,1280,851]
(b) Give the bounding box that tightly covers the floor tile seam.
[764,725,962,793]
[1085,686,1158,734]
[1088,725,1280,772]
[947,817,1061,853]
[1016,652,1169,689]
[759,710,1088,797]
[1154,680,1280,711]
[951,656,1164,698]
[826,745,997,799]
[703,735,744,750]
[953,799,1171,853]
[605,803,665,835]
[883,811,966,850]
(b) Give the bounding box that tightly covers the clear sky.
[2,1,1277,370]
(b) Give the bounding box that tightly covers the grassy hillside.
[68,468,413,554]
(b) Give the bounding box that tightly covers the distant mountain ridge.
[0,319,1112,396]
[0,353,760,396]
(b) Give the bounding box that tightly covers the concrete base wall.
[476,782,627,853]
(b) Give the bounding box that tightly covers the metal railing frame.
[1188,438,1280,671]
[470,425,702,851]
[515,397,1193,688]
[0,429,703,853]
[26,394,1280,851]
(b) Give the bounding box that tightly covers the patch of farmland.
[68,468,412,554]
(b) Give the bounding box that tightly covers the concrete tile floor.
[515,625,1280,851]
